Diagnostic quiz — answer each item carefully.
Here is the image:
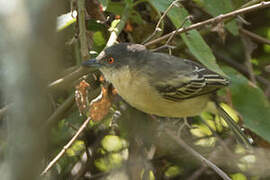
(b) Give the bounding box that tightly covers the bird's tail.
[214,102,251,149]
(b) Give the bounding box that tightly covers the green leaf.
[101,135,123,152]
[93,31,106,52]
[95,153,123,172]
[201,0,239,35]
[165,166,183,178]
[231,173,247,180]
[149,0,227,77]
[86,19,107,32]
[106,1,125,15]
[66,140,84,157]
[109,19,121,32]
[57,12,76,31]
[224,67,270,142]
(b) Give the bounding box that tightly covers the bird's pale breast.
[101,66,209,117]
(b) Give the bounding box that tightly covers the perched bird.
[82,43,250,146]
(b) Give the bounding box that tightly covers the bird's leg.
[184,117,193,129]
[177,117,194,137]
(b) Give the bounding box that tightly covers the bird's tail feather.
[214,102,251,148]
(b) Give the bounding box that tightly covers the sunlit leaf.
[101,135,123,152]
[95,153,123,172]
[57,11,76,31]
[165,166,183,178]
[109,19,121,32]
[231,173,247,180]
[66,140,84,157]
[191,123,212,137]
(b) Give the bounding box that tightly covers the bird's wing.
[144,53,229,101]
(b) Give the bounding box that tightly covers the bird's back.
[138,52,229,101]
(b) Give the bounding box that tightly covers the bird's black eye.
[107,57,115,64]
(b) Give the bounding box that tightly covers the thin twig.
[187,166,207,180]
[41,117,92,175]
[165,128,231,180]
[213,48,270,87]
[48,2,132,91]
[241,33,257,83]
[152,15,192,54]
[240,28,270,45]
[145,1,270,47]
[142,0,181,44]
[241,0,263,8]
[0,104,9,120]
[46,94,75,127]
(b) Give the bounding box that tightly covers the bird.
[82,43,250,147]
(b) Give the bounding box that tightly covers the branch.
[145,1,270,47]
[46,94,75,127]
[41,117,92,175]
[142,0,180,44]
[47,79,101,127]
[240,28,270,45]
[213,49,270,87]
[165,128,231,180]
[48,2,132,91]
[241,32,257,83]
[78,0,89,60]
[186,138,234,180]
[0,104,9,120]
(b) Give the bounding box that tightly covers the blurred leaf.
[130,10,144,25]
[231,173,247,180]
[149,0,227,77]
[231,0,246,8]
[57,11,76,31]
[101,135,123,152]
[86,19,107,32]
[165,166,183,178]
[93,31,107,52]
[95,153,123,172]
[51,119,73,145]
[195,137,216,147]
[263,44,270,53]
[191,123,212,137]
[201,0,239,35]
[93,31,106,47]
[106,1,125,15]
[98,0,109,10]
[251,58,259,66]
[66,140,84,157]
[109,19,121,32]
[200,112,217,131]
[224,67,270,142]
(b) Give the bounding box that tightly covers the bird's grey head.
[82,43,147,70]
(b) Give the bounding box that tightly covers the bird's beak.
[82,59,101,68]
